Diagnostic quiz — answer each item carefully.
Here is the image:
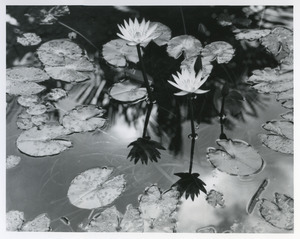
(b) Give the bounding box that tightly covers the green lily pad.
[102,39,140,67]
[138,185,180,232]
[16,124,72,157]
[67,167,126,210]
[150,22,172,46]
[17,33,42,46]
[6,210,25,231]
[17,95,39,107]
[235,29,271,41]
[109,80,147,104]
[259,120,293,154]
[26,104,47,115]
[207,139,264,176]
[6,155,22,169]
[201,41,235,64]
[259,193,293,230]
[21,213,51,232]
[206,190,225,208]
[61,105,106,133]
[45,88,67,101]
[167,35,202,59]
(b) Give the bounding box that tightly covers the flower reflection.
[117,18,158,46]
[168,68,209,96]
[172,172,207,201]
[127,136,165,164]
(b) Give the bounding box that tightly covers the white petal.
[194,89,209,94]
[168,80,182,90]
[174,91,189,96]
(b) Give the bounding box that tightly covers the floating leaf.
[21,213,51,232]
[207,139,264,176]
[119,204,144,232]
[6,210,25,231]
[102,39,140,67]
[181,55,213,77]
[6,155,22,169]
[61,105,106,133]
[276,88,293,102]
[280,111,293,121]
[17,113,34,130]
[259,120,293,154]
[138,185,180,232]
[17,95,39,107]
[26,104,47,115]
[45,88,67,101]
[201,41,235,64]
[206,189,225,208]
[67,167,126,210]
[17,33,42,46]
[282,100,293,109]
[167,35,202,59]
[109,81,147,104]
[235,29,271,41]
[16,124,72,157]
[7,81,46,96]
[150,22,172,46]
[247,179,269,214]
[196,226,217,233]
[37,39,94,82]
[248,68,293,94]
[259,193,293,230]
[31,114,49,126]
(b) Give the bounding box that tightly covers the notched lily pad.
[150,22,172,46]
[201,41,235,64]
[6,155,22,169]
[102,39,140,67]
[259,193,293,230]
[21,213,51,232]
[17,33,42,46]
[62,105,106,133]
[207,139,264,176]
[16,124,72,157]
[67,167,126,210]
[6,210,25,231]
[206,189,225,208]
[167,35,202,59]
[235,29,271,41]
[109,80,147,104]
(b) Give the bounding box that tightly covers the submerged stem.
[142,102,153,138]
[136,44,154,103]
[188,96,196,174]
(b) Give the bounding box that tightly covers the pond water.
[6,5,293,233]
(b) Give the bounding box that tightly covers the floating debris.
[247,178,269,214]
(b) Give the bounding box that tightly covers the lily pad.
[138,185,180,232]
[235,29,271,41]
[281,111,293,121]
[26,104,47,115]
[17,113,34,130]
[207,139,264,176]
[17,33,42,46]
[206,190,225,208]
[119,204,144,232]
[102,39,140,67]
[45,88,67,101]
[37,39,94,82]
[21,213,51,232]
[180,55,213,77]
[259,193,293,230]
[196,226,217,233]
[6,210,25,231]
[201,41,235,64]
[276,89,293,101]
[17,95,39,107]
[109,80,147,103]
[61,105,106,133]
[16,124,72,157]
[150,22,172,46]
[6,155,22,169]
[259,120,293,154]
[7,81,46,96]
[167,35,202,59]
[67,167,126,210]
[31,114,49,126]
[282,100,293,109]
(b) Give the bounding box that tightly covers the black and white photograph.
[2,0,297,237]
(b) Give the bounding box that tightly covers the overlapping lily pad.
[167,35,202,59]
[6,210,25,231]
[259,193,294,230]
[44,88,67,101]
[150,22,172,46]
[235,29,271,41]
[61,105,106,133]
[17,95,39,107]
[201,41,235,64]
[17,33,42,46]
[109,80,147,104]
[259,120,293,154]
[21,213,51,232]
[138,185,180,232]
[26,104,47,115]
[207,139,264,176]
[17,113,34,130]
[37,39,94,82]
[102,39,140,67]
[67,167,126,210]
[6,155,22,169]
[180,55,213,77]
[16,124,72,157]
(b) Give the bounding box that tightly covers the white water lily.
[168,69,209,96]
[117,18,158,46]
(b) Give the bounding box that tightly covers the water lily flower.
[117,18,158,46]
[168,68,209,96]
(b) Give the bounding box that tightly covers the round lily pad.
[62,105,106,133]
[109,80,147,103]
[16,124,72,157]
[201,41,235,64]
[17,113,34,130]
[206,189,225,208]
[7,81,46,96]
[31,114,49,126]
[6,210,25,231]
[102,39,140,67]
[150,22,172,46]
[17,33,42,46]
[167,35,202,59]
[235,29,271,41]
[67,167,126,210]
[207,139,264,176]
[26,104,47,115]
[6,155,22,169]
[17,95,39,107]
[21,213,51,232]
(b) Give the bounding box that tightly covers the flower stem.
[136,44,154,103]
[219,95,227,139]
[142,102,153,138]
[188,96,196,174]
[180,7,187,35]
